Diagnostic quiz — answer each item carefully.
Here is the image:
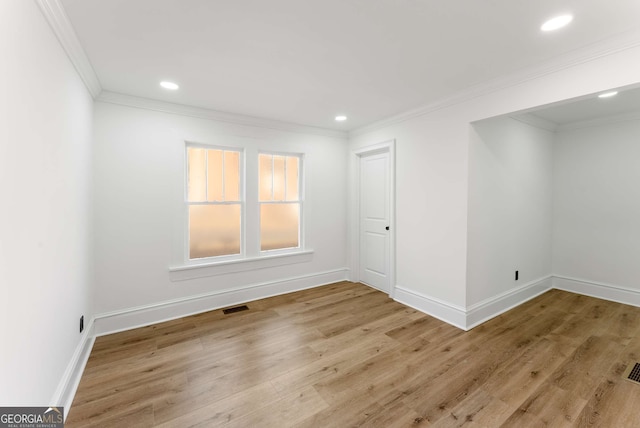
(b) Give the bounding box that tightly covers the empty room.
[3,0,640,426]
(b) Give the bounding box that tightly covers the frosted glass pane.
[259,154,273,201]
[224,151,240,201]
[189,204,241,258]
[286,156,299,201]
[261,203,299,251]
[273,156,286,201]
[207,150,223,202]
[187,148,206,202]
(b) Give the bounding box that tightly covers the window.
[259,153,301,251]
[186,146,242,259]
[184,145,303,265]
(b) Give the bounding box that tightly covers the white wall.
[468,117,553,306]
[92,102,348,332]
[349,43,640,326]
[0,1,94,406]
[349,114,470,308]
[553,118,640,291]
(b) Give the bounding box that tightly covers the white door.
[359,151,390,292]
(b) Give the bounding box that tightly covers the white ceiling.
[61,0,640,131]
[528,85,640,126]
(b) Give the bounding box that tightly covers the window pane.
[224,151,240,201]
[187,148,206,202]
[189,204,241,258]
[286,156,299,201]
[207,149,223,202]
[260,203,299,251]
[273,156,286,201]
[259,154,273,201]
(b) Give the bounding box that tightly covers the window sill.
[169,249,314,282]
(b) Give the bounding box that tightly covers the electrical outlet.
[80,315,84,333]
[515,270,519,281]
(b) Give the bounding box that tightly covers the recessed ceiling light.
[598,91,618,99]
[335,115,347,122]
[541,14,573,32]
[160,81,179,90]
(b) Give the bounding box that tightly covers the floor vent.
[223,305,249,315]
[624,363,640,384]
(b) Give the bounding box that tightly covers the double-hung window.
[186,146,242,260]
[258,153,302,252]
[184,146,303,264]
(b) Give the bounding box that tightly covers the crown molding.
[509,113,559,132]
[557,109,640,132]
[35,0,102,98]
[350,28,640,138]
[97,91,348,139]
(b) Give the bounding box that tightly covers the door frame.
[349,139,396,298]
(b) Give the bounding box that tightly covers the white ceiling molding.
[35,0,102,98]
[509,113,559,132]
[97,91,348,140]
[350,28,640,138]
[557,109,640,133]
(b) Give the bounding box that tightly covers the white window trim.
[184,143,245,262]
[258,151,305,254]
[171,143,310,279]
[169,249,314,281]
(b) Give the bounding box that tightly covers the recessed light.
[335,115,347,122]
[160,81,179,90]
[598,91,618,99]
[541,14,573,32]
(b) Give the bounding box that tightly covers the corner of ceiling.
[35,0,102,98]
[349,28,640,139]
[96,91,349,140]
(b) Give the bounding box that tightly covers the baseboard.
[394,276,552,331]
[465,275,553,330]
[553,275,640,307]
[394,286,467,330]
[94,268,349,336]
[50,318,95,421]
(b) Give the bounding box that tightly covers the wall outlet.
[515,270,519,281]
[80,315,84,333]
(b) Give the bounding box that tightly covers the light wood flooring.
[67,282,640,427]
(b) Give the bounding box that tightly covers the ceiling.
[527,85,640,126]
[61,0,640,131]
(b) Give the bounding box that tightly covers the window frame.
[184,142,245,263]
[258,150,305,255]
[177,143,308,275]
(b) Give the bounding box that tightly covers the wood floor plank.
[572,335,640,426]
[154,381,278,427]
[432,388,512,427]
[223,386,328,428]
[503,382,588,426]
[295,387,388,428]
[550,335,624,401]
[66,283,640,427]
[269,332,401,395]
[66,373,188,427]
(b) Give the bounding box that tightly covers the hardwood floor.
[66,282,640,427]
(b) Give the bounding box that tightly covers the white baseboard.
[394,275,640,332]
[50,319,95,421]
[394,286,467,330]
[394,276,552,331]
[465,275,553,330]
[94,268,349,336]
[553,275,640,307]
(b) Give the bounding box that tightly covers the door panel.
[359,152,390,292]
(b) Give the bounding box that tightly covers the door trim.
[349,140,396,298]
